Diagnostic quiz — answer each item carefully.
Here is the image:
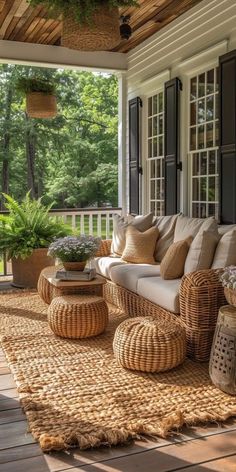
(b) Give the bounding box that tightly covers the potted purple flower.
[48,235,101,271]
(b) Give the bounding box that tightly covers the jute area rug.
[0,291,236,453]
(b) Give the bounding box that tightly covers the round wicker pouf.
[113,316,186,373]
[48,295,108,339]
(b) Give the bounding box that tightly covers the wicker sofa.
[95,239,226,362]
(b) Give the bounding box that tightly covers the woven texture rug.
[0,291,236,452]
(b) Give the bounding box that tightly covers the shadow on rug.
[0,291,236,452]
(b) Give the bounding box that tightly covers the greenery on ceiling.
[27,0,139,24]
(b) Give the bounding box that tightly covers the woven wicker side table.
[113,316,186,373]
[48,295,109,339]
[209,305,236,395]
[38,266,106,305]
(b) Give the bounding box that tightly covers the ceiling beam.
[0,39,127,73]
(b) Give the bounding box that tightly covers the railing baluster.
[89,214,93,235]
[106,213,110,239]
[97,213,102,238]
[80,214,85,234]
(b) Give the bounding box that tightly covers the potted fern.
[17,77,57,119]
[27,0,138,51]
[0,193,70,288]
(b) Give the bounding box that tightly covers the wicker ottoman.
[48,295,108,339]
[113,316,186,373]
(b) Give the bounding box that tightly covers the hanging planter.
[27,0,139,51]
[17,77,57,119]
[62,6,120,51]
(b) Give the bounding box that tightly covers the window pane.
[153,116,157,136]
[159,136,163,156]
[148,118,152,137]
[150,159,155,177]
[192,178,199,201]
[208,203,216,217]
[158,93,163,113]
[206,69,214,95]
[209,176,216,201]
[206,122,213,148]
[192,203,200,217]
[190,102,196,126]
[190,127,197,151]
[198,99,205,123]
[200,177,207,200]
[151,180,155,199]
[209,151,216,174]
[153,138,157,157]
[156,180,161,199]
[150,201,155,213]
[158,115,164,134]
[200,152,207,175]
[148,139,152,158]
[148,97,152,116]
[206,95,214,122]
[198,125,205,149]
[153,95,158,115]
[191,77,197,100]
[200,203,207,218]
[156,159,161,178]
[192,153,199,176]
[198,73,205,97]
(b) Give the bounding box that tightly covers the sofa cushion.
[137,276,181,314]
[218,224,236,235]
[211,229,236,269]
[174,215,217,242]
[111,213,154,255]
[154,214,179,262]
[184,230,220,274]
[121,226,159,264]
[160,238,192,280]
[94,256,125,279]
[110,264,160,293]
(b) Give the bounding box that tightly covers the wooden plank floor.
[1,349,236,472]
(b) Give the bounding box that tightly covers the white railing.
[0,207,122,277]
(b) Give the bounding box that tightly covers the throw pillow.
[121,226,159,264]
[160,238,192,280]
[211,229,236,269]
[111,212,154,256]
[153,214,180,262]
[184,230,220,274]
[174,215,217,242]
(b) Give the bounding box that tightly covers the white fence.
[1,207,122,277]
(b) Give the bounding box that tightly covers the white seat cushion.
[94,257,125,279]
[110,264,160,293]
[137,276,181,314]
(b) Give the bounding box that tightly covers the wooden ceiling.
[0,0,203,53]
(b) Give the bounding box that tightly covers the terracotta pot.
[12,248,54,288]
[26,92,57,119]
[63,261,86,271]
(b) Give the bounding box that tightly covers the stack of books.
[55,268,96,281]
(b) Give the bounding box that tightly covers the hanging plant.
[27,0,139,51]
[17,77,57,119]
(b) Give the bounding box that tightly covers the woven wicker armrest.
[179,269,225,331]
[96,239,112,257]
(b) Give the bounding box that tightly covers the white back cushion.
[154,214,179,262]
[211,229,236,269]
[174,215,216,242]
[184,230,220,274]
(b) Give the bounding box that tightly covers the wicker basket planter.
[62,6,120,51]
[224,287,236,307]
[63,261,86,271]
[26,92,57,119]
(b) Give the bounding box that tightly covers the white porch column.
[117,73,127,214]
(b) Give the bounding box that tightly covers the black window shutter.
[129,97,142,215]
[164,78,182,215]
[219,50,236,223]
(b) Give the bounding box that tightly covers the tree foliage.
[0,64,118,209]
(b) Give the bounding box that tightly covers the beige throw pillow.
[160,238,192,280]
[153,214,179,262]
[211,229,236,269]
[174,215,217,242]
[184,230,220,274]
[121,226,159,264]
[111,213,154,256]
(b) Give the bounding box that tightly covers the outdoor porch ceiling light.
[120,15,132,40]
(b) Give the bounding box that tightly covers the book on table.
[55,268,96,281]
